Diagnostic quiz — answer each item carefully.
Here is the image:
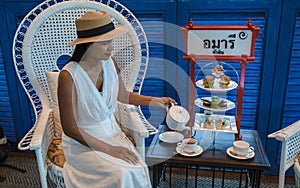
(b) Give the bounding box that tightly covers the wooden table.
[146,125,270,188]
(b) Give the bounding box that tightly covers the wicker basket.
[295,156,300,188]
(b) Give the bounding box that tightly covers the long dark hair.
[68,42,93,63]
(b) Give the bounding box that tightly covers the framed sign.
[182,19,260,60]
[188,30,252,56]
[182,19,260,140]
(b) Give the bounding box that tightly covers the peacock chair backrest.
[12,0,149,121]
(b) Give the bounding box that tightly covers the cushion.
[45,71,62,139]
[47,139,66,168]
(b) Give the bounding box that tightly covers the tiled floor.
[149,166,297,188]
[0,151,297,187]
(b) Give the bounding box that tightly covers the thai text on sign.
[187,30,253,56]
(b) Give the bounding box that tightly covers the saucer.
[176,145,203,157]
[226,146,255,160]
[159,131,184,143]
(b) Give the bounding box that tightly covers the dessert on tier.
[196,64,237,92]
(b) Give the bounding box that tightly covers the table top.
[146,125,270,170]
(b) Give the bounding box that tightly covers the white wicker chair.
[268,120,300,188]
[12,0,157,187]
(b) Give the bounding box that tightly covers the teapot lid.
[169,105,190,123]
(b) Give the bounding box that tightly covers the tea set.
[160,103,255,159]
[226,140,255,160]
[176,138,203,157]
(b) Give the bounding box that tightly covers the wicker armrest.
[18,107,54,151]
[128,105,158,135]
[18,107,56,187]
[268,120,300,141]
[268,120,300,188]
[116,103,158,138]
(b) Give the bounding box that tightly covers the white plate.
[194,97,235,112]
[159,131,184,143]
[194,113,238,133]
[196,79,238,92]
[226,146,255,160]
[176,145,203,157]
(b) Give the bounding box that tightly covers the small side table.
[146,125,270,188]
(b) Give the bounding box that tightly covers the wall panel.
[267,2,300,174]
[0,43,16,141]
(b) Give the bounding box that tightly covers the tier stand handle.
[188,57,197,138]
[235,55,249,140]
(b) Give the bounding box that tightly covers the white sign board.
[187,30,253,56]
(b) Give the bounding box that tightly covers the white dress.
[61,58,151,188]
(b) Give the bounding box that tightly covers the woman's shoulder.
[62,61,82,75]
[58,69,74,90]
[62,61,77,70]
[59,62,77,81]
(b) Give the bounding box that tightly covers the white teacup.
[178,138,198,153]
[233,140,254,156]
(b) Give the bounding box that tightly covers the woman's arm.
[112,59,176,107]
[129,93,176,108]
[58,70,139,164]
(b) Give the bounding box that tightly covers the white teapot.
[166,103,190,131]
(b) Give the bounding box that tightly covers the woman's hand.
[155,97,177,108]
[107,146,140,165]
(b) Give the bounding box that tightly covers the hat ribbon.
[77,22,115,38]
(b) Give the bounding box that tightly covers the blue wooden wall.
[1,0,300,175]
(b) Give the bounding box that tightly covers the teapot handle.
[165,102,175,112]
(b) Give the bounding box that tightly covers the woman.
[58,11,175,187]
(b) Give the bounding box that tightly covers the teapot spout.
[176,126,191,132]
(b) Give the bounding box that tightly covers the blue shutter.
[0,45,16,141]
[191,14,265,130]
[138,14,169,126]
[282,14,300,127]
[267,7,300,175]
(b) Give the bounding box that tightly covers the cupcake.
[219,75,231,88]
[216,119,227,130]
[211,96,220,108]
[202,75,215,88]
[204,118,214,129]
[213,65,224,77]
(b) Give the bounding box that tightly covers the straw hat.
[68,11,128,46]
